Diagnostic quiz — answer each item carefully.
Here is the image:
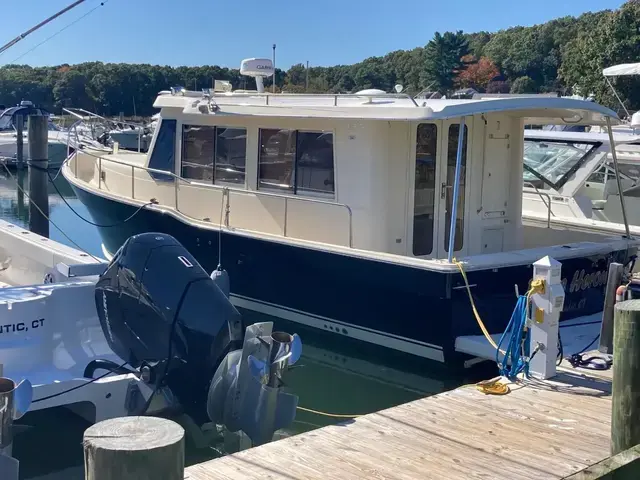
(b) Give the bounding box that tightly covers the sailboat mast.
[0,0,88,56]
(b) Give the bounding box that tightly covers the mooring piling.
[27,114,49,238]
[83,416,185,480]
[611,299,640,455]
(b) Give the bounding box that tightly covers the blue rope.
[496,295,531,379]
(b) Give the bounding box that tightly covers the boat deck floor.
[185,357,612,480]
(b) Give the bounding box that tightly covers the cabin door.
[435,118,473,259]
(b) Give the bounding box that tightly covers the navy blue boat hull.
[71,184,632,364]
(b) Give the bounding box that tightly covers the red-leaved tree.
[456,55,501,92]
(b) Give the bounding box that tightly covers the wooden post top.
[84,416,184,451]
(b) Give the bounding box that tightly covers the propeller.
[0,378,32,420]
[12,379,32,420]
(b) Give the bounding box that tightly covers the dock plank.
[186,361,614,480]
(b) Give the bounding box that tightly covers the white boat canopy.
[603,63,640,77]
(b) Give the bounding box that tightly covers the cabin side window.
[413,123,438,256]
[258,128,335,197]
[181,125,246,185]
[444,123,468,252]
[148,119,176,181]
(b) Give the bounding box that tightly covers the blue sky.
[0,0,627,69]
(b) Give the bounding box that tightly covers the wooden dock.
[185,359,614,480]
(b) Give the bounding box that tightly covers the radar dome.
[240,58,274,78]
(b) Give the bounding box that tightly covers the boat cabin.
[69,85,624,264]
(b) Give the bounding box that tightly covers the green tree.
[560,0,640,113]
[53,70,92,110]
[421,31,470,92]
[510,76,537,93]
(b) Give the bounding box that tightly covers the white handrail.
[70,150,354,247]
[523,182,553,228]
[172,88,421,108]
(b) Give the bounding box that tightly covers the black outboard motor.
[94,233,243,423]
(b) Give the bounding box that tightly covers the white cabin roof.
[153,90,619,125]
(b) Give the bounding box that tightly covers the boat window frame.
[523,137,602,191]
[179,123,248,187]
[257,127,336,200]
[412,122,439,257]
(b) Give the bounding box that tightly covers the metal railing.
[70,150,354,247]
[523,182,553,228]
[172,88,421,108]
[64,109,149,153]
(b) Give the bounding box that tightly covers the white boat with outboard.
[0,219,303,478]
[61,57,639,365]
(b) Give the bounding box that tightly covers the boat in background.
[62,108,154,152]
[522,122,640,236]
[0,102,106,168]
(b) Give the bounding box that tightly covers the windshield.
[523,139,600,190]
[0,111,13,130]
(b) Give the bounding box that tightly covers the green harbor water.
[0,167,485,479]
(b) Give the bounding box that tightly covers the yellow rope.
[452,259,546,395]
[453,258,504,353]
[474,378,510,395]
[296,406,362,418]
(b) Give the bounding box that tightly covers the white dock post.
[529,256,565,380]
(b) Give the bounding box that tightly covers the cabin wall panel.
[385,121,411,255]
[334,121,384,251]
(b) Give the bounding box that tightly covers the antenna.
[394,84,404,94]
[240,58,275,94]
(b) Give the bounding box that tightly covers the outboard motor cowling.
[94,233,242,421]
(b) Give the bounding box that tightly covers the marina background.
[0,1,637,118]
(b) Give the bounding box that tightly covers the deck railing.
[523,182,553,228]
[172,88,421,108]
[69,149,354,248]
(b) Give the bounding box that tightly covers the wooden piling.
[612,299,640,455]
[83,416,185,480]
[600,262,623,354]
[27,115,49,238]
[15,114,24,169]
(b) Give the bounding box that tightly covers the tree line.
[1,0,639,117]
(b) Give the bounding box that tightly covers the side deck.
[186,361,613,480]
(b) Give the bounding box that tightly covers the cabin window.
[258,129,335,196]
[413,123,438,256]
[182,125,216,182]
[215,127,247,184]
[444,123,468,253]
[148,119,176,181]
[181,125,247,185]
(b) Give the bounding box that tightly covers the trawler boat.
[62,59,639,364]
